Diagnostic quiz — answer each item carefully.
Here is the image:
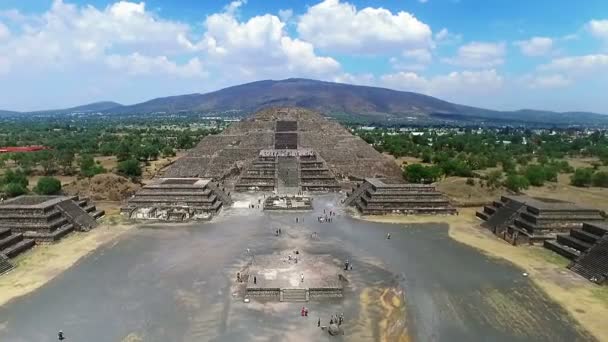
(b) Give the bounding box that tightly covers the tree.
[79,155,105,178]
[162,146,176,157]
[404,164,442,184]
[571,168,594,187]
[486,170,503,189]
[57,150,75,175]
[38,150,58,175]
[177,133,194,149]
[3,182,27,197]
[34,177,62,195]
[591,171,608,188]
[524,165,547,186]
[504,174,530,193]
[117,159,142,178]
[2,169,28,188]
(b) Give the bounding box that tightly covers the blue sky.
[0,0,607,113]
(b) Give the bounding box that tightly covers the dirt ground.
[63,173,140,201]
[26,175,77,191]
[525,174,608,212]
[360,209,608,342]
[95,156,118,172]
[436,176,505,207]
[0,216,135,307]
[142,152,185,183]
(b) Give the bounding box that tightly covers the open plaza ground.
[0,194,597,342]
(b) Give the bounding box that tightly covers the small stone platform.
[246,252,344,302]
[263,196,313,211]
[122,178,230,221]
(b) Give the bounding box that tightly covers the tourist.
[387,233,391,240]
[305,308,309,316]
[301,273,304,282]
[279,228,282,235]
[58,331,65,341]
[237,272,241,282]
[254,276,257,284]
[317,317,321,327]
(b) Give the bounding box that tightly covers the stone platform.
[246,252,344,302]
[263,196,313,211]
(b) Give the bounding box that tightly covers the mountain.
[108,79,607,125]
[2,79,607,126]
[0,101,123,117]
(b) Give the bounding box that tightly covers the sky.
[0,0,607,113]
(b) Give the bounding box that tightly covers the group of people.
[275,228,283,236]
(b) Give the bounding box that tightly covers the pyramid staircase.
[0,254,13,275]
[235,156,277,192]
[299,153,340,192]
[542,222,608,284]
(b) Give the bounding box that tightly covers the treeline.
[0,117,224,198]
[356,127,608,192]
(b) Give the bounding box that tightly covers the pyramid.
[162,107,402,186]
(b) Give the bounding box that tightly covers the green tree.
[34,176,62,195]
[404,164,442,184]
[2,169,28,188]
[486,170,503,189]
[591,171,608,187]
[570,168,594,187]
[504,174,530,193]
[79,155,105,178]
[57,150,75,175]
[117,159,142,178]
[3,182,27,197]
[524,165,547,186]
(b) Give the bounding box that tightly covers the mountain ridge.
[2,79,607,125]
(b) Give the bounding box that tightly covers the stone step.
[543,240,579,260]
[92,210,105,219]
[281,289,308,302]
[2,238,35,258]
[582,222,608,237]
[0,233,23,251]
[0,228,12,240]
[556,234,592,252]
[570,228,601,244]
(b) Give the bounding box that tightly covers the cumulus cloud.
[202,9,340,80]
[524,74,571,89]
[434,28,461,44]
[539,54,608,75]
[278,9,293,22]
[587,19,608,40]
[297,0,433,54]
[443,41,505,68]
[105,53,205,78]
[514,37,553,56]
[0,22,9,40]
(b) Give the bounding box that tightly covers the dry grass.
[436,176,505,207]
[359,209,608,342]
[95,155,118,172]
[0,217,135,307]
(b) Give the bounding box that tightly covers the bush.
[2,169,28,188]
[117,159,142,178]
[571,168,594,187]
[465,178,475,186]
[79,155,105,178]
[486,170,503,189]
[504,174,530,193]
[591,171,608,187]
[3,182,27,197]
[34,177,62,195]
[523,165,544,186]
[403,164,443,184]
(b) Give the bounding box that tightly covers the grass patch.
[591,287,608,307]
[530,247,570,268]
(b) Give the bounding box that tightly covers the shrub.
[504,174,530,193]
[524,165,547,186]
[34,177,62,195]
[117,159,142,178]
[465,178,475,186]
[403,164,443,184]
[571,168,594,187]
[3,182,27,197]
[591,171,608,188]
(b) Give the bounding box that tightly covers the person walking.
[301,273,304,283]
[317,317,321,327]
[387,233,391,240]
[254,276,257,285]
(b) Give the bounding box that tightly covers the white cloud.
[202,10,340,80]
[105,53,205,78]
[443,41,506,68]
[434,28,461,44]
[539,54,608,75]
[514,37,553,56]
[297,0,433,54]
[0,22,9,40]
[278,9,293,22]
[587,19,608,40]
[419,0,429,3]
[523,74,571,89]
